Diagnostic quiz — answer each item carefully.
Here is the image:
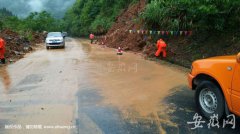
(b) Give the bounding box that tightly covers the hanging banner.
[166,31,169,35]
[149,30,153,35]
[145,30,148,34]
[161,31,165,35]
[189,31,193,36]
[127,29,193,36]
[174,31,179,36]
[180,31,183,36]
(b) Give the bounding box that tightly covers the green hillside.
[63,0,138,36]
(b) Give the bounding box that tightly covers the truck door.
[231,63,240,115]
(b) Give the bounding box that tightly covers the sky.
[0,0,76,18]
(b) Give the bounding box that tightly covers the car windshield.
[47,32,62,37]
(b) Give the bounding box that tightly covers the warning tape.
[129,30,192,36]
[95,29,193,39]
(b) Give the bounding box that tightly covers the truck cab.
[188,53,240,119]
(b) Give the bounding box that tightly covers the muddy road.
[0,38,239,134]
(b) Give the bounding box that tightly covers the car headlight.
[46,39,50,43]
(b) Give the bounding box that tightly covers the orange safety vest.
[0,38,6,59]
[157,39,167,48]
[155,39,167,57]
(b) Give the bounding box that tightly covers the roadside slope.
[104,0,146,52]
[102,1,240,68]
[0,30,45,63]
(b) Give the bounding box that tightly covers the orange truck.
[188,53,240,119]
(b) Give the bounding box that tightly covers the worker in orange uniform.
[89,33,95,44]
[155,39,167,58]
[0,38,6,64]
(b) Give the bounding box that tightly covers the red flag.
[161,31,165,35]
[189,31,193,36]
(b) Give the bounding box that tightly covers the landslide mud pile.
[0,29,45,61]
[102,0,240,68]
[103,0,146,52]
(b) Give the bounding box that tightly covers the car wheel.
[46,46,49,49]
[195,81,225,119]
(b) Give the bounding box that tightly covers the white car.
[45,32,65,49]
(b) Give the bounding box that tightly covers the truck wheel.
[195,81,225,119]
[46,46,49,49]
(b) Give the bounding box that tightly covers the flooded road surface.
[0,38,239,134]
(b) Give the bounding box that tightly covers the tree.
[143,0,240,31]
[63,0,137,36]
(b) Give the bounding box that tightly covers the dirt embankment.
[0,29,46,63]
[103,0,146,52]
[101,1,240,68]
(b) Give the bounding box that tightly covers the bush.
[143,0,240,31]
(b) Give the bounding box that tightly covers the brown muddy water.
[87,41,188,133]
[0,38,236,134]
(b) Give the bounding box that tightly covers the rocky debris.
[101,0,147,52]
[32,31,46,44]
[0,29,46,62]
[100,0,240,68]
[142,44,156,57]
